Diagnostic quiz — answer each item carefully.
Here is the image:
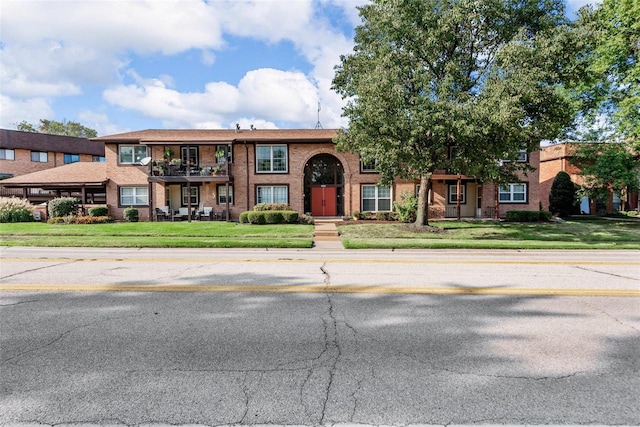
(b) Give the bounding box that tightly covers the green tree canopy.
[17,119,97,138]
[571,0,639,141]
[332,0,579,225]
[571,142,640,208]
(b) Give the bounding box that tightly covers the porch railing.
[151,161,230,177]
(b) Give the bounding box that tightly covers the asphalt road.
[1,247,639,426]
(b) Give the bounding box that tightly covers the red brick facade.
[95,129,543,221]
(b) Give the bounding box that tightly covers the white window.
[501,149,528,163]
[448,184,466,204]
[0,149,15,160]
[119,145,148,164]
[31,151,48,162]
[257,185,288,204]
[362,185,391,211]
[181,186,199,206]
[499,183,527,203]
[120,187,148,206]
[256,145,287,173]
[217,185,234,205]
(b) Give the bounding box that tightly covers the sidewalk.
[312,220,344,250]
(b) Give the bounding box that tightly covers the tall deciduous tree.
[571,142,639,209]
[17,119,97,138]
[572,0,639,141]
[332,0,580,225]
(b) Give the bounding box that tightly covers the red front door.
[311,186,337,217]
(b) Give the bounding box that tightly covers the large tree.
[332,0,580,225]
[571,0,639,141]
[17,119,97,138]
[571,142,639,209]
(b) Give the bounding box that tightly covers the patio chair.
[200,206,213,220]
[155,207,170,221]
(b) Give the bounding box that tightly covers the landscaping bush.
[0,197,34,223]
[88,206,108,217]
[247,211,266,224]
[47,215,114,225]
[506,210,552,222]
[48,197,79,218]
[393,192,418,223]
[263,211,284,224]
[298,213,314,225]
[253,203,291,211]
[123,207,139,222]
[240,210,299,224]
[282,211,299,223]
[376,211,394,221]
[549,171,578,218]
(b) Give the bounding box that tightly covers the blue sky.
[1,0,597,136]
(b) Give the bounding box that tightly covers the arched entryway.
[304,154,344,217]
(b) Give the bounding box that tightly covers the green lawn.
[0,221,314,248]
[0,217,638,249]
[337,217,640,249]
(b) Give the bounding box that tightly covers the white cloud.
[0,0,358,130]
[0,95,54,129]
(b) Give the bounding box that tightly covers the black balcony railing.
[151,160,229,177]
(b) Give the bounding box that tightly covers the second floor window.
[119,145,148,164]
[256,145,287,173]
[31,151,48,163]
[0,149,15,160]
[64,153,80,164]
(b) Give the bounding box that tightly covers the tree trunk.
[415,174,431,226]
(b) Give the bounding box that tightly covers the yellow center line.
[1,283,638,297]
[1,257,638,266]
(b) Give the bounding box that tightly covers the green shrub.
[376,211,393,221]
[263,211,284,224]
[240,210,299,224]
[123,207,139,222]
[0,197,34,223]
[393,192,418,223]
[48,197,79,218]
[352,210,361,220]
[299,213,314,225]
[549,171,578,218]
[253,203,291,211]
[247,211,266,224]
[282,211,299,223]
[506,210,552,222]
[88,206,108,217]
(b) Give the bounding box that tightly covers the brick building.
[540,142,639,214]
[0,129,105,203]
[92,128,541,222]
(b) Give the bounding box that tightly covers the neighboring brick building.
[92,128,541,221]
[0,129,105,202]
[540,142,638,214]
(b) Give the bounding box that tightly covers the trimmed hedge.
[88,206,109,217]
[506,210,552,222]
[253,203,291,211]
[48,197,79,218]
[239,210,299,224]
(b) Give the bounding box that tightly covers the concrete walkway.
[312,219,344,250]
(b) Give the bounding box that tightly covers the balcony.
[148,160,232,183]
